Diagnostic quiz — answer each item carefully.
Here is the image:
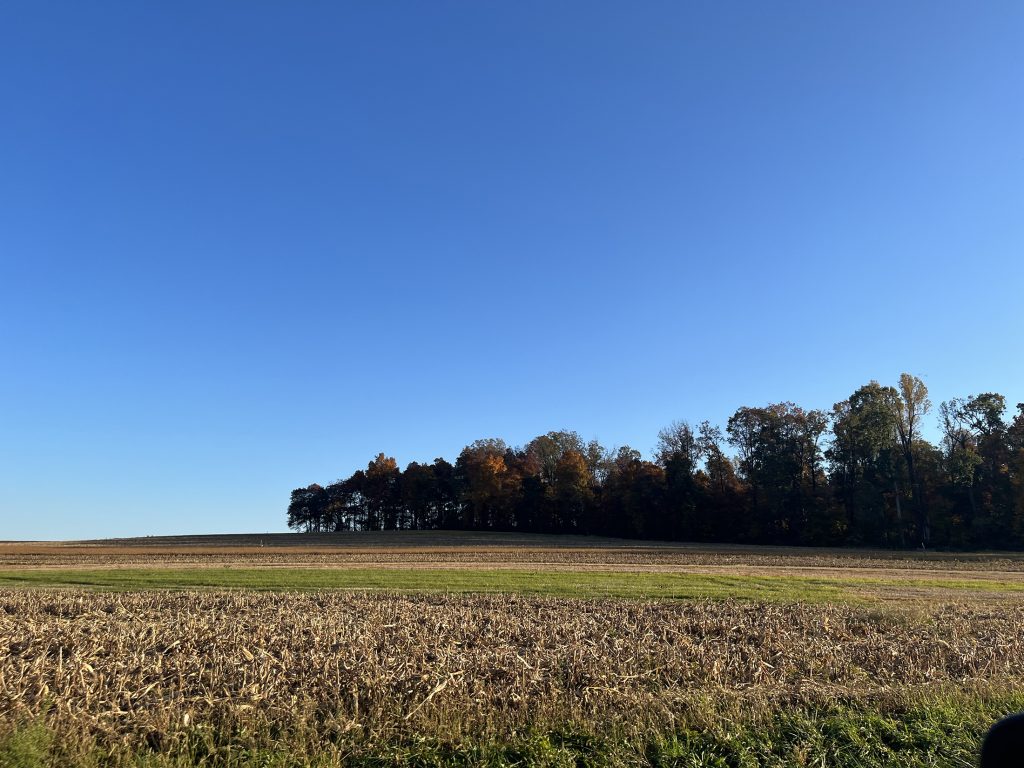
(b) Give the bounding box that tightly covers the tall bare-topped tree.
[892,373,932,546]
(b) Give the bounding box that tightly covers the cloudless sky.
[1,2,1022,539]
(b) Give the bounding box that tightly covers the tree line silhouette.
[288,374,1024,549]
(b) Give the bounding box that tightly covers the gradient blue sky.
[1,2,1021,540]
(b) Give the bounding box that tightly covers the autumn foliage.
[289,374,1024,549]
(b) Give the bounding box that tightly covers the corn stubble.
[2,590,1023,760]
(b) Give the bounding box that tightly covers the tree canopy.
[287,375,1024,549]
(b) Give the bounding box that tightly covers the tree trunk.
[893,480,907,548]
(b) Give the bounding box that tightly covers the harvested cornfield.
[2,589,1024,765]
[4,536,1024,765]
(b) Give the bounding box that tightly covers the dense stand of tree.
[288,374,1024,549]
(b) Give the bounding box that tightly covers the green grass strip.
[1,566,1021,602]
[0,567,844,601]
[3,692,1023,767]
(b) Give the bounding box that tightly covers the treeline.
[288,374,1024,549]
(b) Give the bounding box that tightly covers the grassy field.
[2,531,1024,766]
[4,565,1024,605]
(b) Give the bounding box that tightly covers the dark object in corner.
[982,713,1024,767]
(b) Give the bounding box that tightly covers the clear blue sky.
[1,2,1021,540]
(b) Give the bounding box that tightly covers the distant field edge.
[6,530,1024,562]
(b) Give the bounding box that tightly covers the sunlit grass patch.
[0,567,855,602]
[2,566,1023,605]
